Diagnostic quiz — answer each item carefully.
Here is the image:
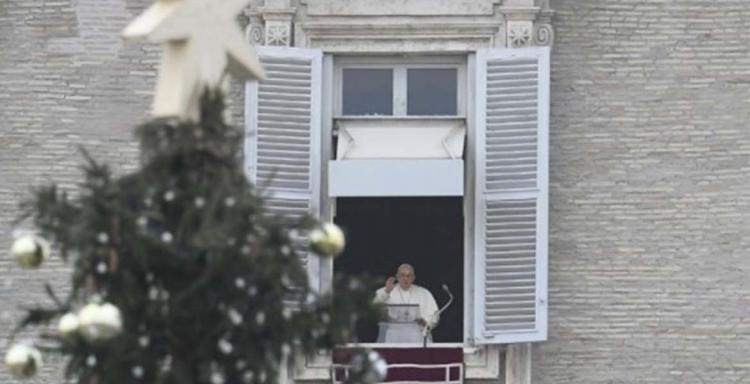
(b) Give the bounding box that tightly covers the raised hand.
[385,276,396,293]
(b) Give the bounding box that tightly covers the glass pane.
[407,68,458,115]
[342,69,393,115]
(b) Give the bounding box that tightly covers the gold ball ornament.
[78,302,123,342]
[309,223,345,257]
[4,344,42,379]
[11,235,50,268]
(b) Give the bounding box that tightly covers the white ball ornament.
[348,349,387,384]
[11,235,50,268]
[4,344,43,378]
[369,350,388,381]
[78,302,123,342]
[309,223,345,257]
[58,313,80,338]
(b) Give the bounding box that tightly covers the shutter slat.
[258,113,311,124]
[259,86,312,96]
[257,122,312,131]
[485,256,536,263]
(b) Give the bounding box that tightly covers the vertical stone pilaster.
[505,343,531,384]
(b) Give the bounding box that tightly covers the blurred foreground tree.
[5,92,382,384]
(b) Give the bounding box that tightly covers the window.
[335,57,466,117]
[246,47,550,352]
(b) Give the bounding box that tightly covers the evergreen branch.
[171,263,223,306]
[44,283,67,310]
[11,307,62,338]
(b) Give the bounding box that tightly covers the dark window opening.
[334,197,464,343]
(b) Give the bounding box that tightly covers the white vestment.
[374,284,439,328]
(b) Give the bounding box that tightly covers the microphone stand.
[423,284,454,348]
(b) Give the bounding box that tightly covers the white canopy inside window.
[329,117,465,197]
[335,117,465,160]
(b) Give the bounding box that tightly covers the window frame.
[327,54,472,347]
[334,55,468,117]
[289,49,546,382]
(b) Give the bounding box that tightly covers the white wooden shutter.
[245,47,323,291]
[473,47,549,344]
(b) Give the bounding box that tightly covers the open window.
[334,197,464,343]
[245,47,550,351]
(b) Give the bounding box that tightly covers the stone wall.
[0,0,748,383]
[541,0,750,383]
[0,1,245,382]
[1,1,144,383]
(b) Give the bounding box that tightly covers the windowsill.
[345,342,476,353]
[293,344,502,381]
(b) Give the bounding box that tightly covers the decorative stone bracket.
[245,1,296,46]
[499,0,554,48]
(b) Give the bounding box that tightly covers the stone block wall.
[0,1,245,382]
[1,1,148,382]
[541,1,750,383]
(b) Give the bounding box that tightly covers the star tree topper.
[123,0,265,120]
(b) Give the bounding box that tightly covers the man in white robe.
[374,264,439,330]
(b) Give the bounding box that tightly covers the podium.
[377,322,423,343]
[377,304,422,343]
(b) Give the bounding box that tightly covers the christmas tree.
[4,92,383,384]
[4,1,386,383]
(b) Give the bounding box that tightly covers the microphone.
[437,284,454,316]
[442,284,452,296]
[423,284,454,347]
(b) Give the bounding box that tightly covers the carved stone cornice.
[300,0,503,16]
[257,6,297,20]
[296,19,504,52]
[499,6,540,21]
[245,0,553,50]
